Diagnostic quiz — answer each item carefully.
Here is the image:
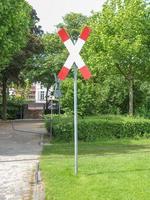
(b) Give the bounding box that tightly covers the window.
[40,91,45,100]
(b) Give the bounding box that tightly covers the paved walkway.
[0,121,46,200]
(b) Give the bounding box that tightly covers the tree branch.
[116,64,129,81]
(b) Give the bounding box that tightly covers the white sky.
[26,0,106,33]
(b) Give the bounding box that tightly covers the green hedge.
[44,115,150,142]
[0,96,24,119]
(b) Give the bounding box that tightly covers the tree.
[26,13,88,113]
[0,0,32,119]
[57,12,88,40]
[0,0,32,71]
[0,8,43,119]
[25,33,65,112]
[84,0,150,115]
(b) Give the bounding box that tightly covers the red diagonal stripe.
[80,66,92,80]
[58,67,70,80]
[80,26,92,41]
[58,28,70,42]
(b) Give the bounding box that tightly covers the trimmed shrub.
[0,96,24,119]
[44,115,150,142]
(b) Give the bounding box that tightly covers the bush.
[44,115,150,142]
[0,96,24,119]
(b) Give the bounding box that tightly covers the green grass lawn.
[40,139,150,200]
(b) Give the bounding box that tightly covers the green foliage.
[57,12,88,40]
[0,5,43,119]
[8,96,25,105]
[26,12,88,87]
[83,0,150,115]
[57,3,150,117]
[61,78,95,116]
[25,33,65,87]
[45,115,150,142]
[61,76,129,116]
[4,8,44,86]
[84,0,150,79]
[0,0,32,70]
[58,5,150,116]
[0,96,24,119]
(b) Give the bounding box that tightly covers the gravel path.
[0,121,46,200]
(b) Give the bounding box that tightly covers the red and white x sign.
[57,27,92,80]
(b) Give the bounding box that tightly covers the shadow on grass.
[87,168,150,176]
[42,141,150,157]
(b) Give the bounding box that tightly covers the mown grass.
[40,139,150,200]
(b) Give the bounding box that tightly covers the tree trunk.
[2,76,7,120]
[129,78,134,116]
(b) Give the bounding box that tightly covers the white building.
[35,83,47,103]
[9,82,55,103]
[35,82,54,103]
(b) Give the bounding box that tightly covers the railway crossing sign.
[58,26,92,80]
[57,27,92,176]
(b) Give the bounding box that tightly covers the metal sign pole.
[74,62,78,176]
[57,27,92,176]
[50,98,53,140]
[58,97,61,115]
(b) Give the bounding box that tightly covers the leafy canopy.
[0,0,32,70]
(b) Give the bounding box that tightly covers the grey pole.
[74,62,78,176]
[58,97,61,115]
[58,81,61,115]
[50,97,53,140]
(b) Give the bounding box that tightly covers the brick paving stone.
[0,121,45,200]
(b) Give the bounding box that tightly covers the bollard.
[35,162,41,184]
